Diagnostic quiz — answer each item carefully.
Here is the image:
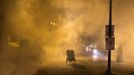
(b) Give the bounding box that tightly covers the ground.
[35,57,134,75]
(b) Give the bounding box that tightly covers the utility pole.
[105,0,115,74]
[108,0,112,74]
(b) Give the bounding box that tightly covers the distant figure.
[66,49,76,63]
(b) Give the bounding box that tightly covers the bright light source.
[93,54,98,60]
[93,49,98,55]
[50,21,53,25]
[50,21,56,26]
[92,49,99,60]
[53,22,56,26]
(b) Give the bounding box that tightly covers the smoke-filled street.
[35,57,134,75]
[1,0,134,75]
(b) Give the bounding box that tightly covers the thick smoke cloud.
[0,0,107,75]
[113,0,134,64]
[0,0,134,75]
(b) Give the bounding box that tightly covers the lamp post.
[108,0,112,74]
[105,0,115,74]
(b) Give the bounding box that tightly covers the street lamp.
[105,0,115,74]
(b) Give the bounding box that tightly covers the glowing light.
[93,54,98,60]
[93,49,98,55]
[50,21,56,26]
[92,49,99,60]
[50,21,53,24]
[53,22,56,26]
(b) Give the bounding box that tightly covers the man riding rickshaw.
[66,49,76,63]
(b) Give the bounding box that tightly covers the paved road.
[35,57,134,75]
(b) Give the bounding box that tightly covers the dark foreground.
[35,57,134,75]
